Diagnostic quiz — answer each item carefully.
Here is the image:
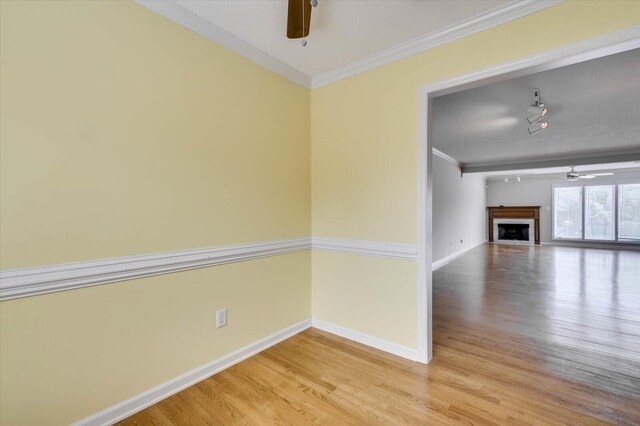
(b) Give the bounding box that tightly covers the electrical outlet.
[216,308,227,328]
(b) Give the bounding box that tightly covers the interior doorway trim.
[416,26,640,364]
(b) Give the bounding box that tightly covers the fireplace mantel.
[487,206,540,245]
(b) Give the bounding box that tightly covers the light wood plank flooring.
[120,244,640,425]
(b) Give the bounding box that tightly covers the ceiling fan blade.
[287,0,311,39]
[588,173,614,176]
[579,175,596,179]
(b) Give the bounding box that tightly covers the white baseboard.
[73,317,420,424]
[311,318,418,361]
[541,241,640,251]
[73,318,312,426]
[432,240,487,270]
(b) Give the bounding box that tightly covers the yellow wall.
[0,0,310,269]
[0,253,311,426]
[311,1,640,348]
[2,0,640,424]
[0,1,310,424]
[312,251,416,348]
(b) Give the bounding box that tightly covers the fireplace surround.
[487,206,540,245]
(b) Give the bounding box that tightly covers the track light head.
[528,119,548,134]
[527,105,548,124]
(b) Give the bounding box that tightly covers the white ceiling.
[172,0,508,77]
[432,48,640,169]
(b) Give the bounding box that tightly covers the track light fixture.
[527,89,549,134]
[528,120,548,134]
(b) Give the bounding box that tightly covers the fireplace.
[498,223,529,241]
[487,206,540,245]
[494,219,534,244]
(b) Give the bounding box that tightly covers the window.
[619,183,640,241]
[554,186,582,239]
[585,185,614,241]
[553,182,640,242]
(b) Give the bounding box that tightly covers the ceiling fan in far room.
[287,0,318,47]
[566,166,613,182]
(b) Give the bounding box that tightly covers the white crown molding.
[312,319,418,361]
[135,0,312,88]
[312,237,418,260]
[136,0,564,90]
[311,0,564,89]
[0,238,311,301]
[432,148,462,169]
[73,318,312,426]
[462,149,640,174]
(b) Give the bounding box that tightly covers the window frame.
[552,185,584,240]
[584,184,616,242]
[552,180,640,243]
[617,182,640,242]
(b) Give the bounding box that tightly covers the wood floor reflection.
[433,243,640,424]
[120,244,640,425]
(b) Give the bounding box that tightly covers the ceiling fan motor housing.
[287,0,312,39]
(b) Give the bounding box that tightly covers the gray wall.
[486,179,553,242]
[486,170,640,243]
[432,155,487,262]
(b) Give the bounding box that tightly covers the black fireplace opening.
[498,224,530,241]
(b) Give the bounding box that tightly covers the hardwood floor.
[120,244,640,425]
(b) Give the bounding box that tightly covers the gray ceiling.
[432,48,640,171]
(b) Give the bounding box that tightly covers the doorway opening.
[417,30,640,363]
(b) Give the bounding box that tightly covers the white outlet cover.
[216,308,227,328]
